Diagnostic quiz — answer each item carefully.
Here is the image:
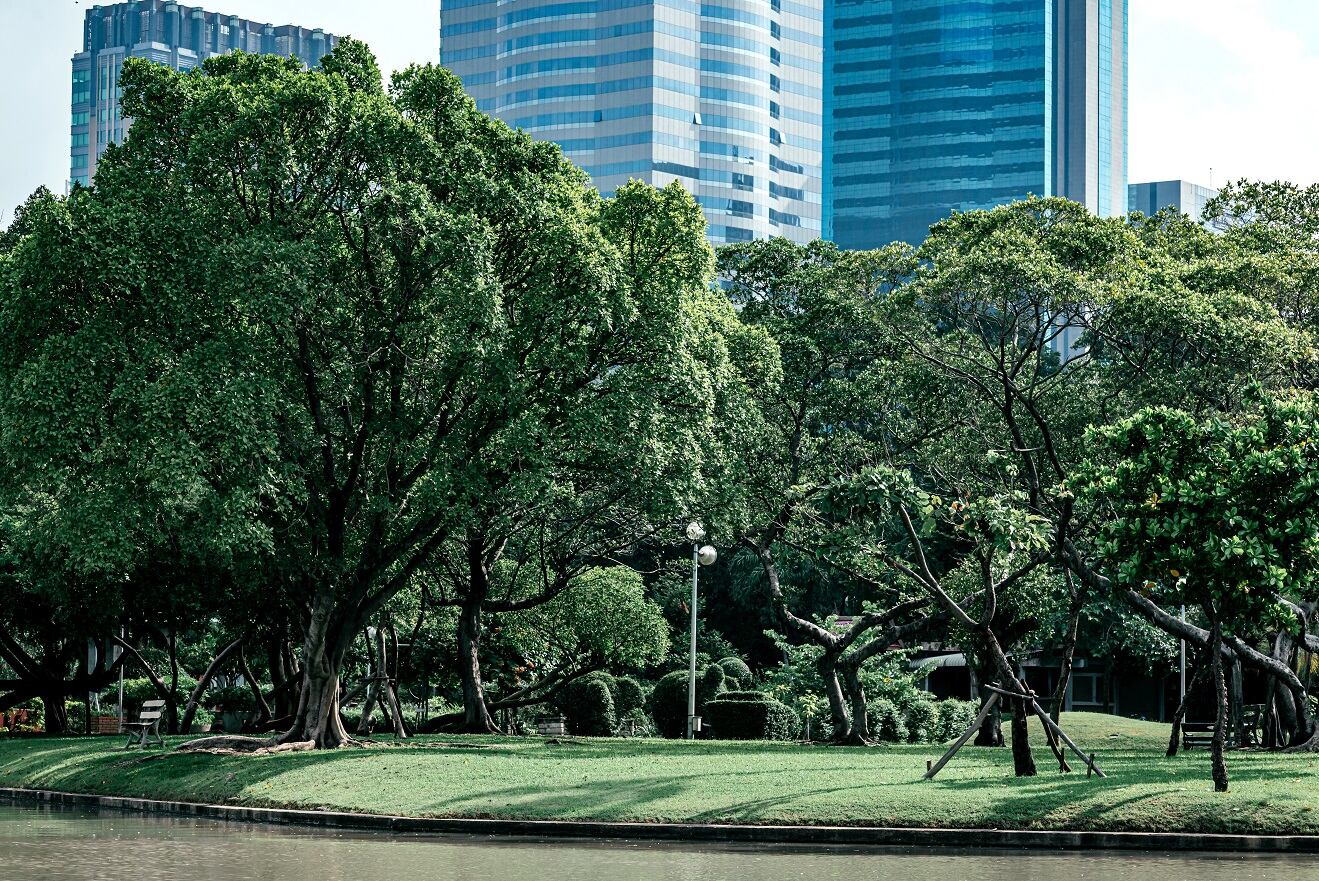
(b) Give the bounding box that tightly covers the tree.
[1080,395,1319,788]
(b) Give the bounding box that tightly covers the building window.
[770,101,780,119]
[72,111,89,126]
[71,133,89,148]
[770,21,780,40]
[71,154,88,169]
[732,172,754,191]
[769,47,780,66]
[769,74,780,93]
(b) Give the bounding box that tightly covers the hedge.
[704,696,799,741]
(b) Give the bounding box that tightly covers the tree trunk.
[838,659,870,745]
[1229,656,1245,748]
[971,657,1003,746]
[1010,697,1036,777]
[282,591,352,748]
[1209,618,1229,793]
[179,637,244,734]
[166,631,180,735]
[818,650,851,741]
[457,596,499,734]
[41,687,69,735]
[1050,572,1088,723]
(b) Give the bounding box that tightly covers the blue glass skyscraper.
[72,1,336,188]
[440,0,824,245]
[825,0,1127,249]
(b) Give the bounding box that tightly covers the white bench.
[124,699,166,749]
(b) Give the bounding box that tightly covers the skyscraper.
[1129,180,1219,227]
[439,0,824,246]
[825,0,1128,249]
[71,1,337,187]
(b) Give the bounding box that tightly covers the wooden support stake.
[925,692,1000,780]
[1028,697,1106,779]
[1087,753,1095,778]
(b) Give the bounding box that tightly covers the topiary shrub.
[868,698,908,743]
[614,676,645,717]
[558,672,619,735]
[570,679,617,736]
[902,695,939,743]
[935,698,980,742]
[717,657,752,689]
[704,696,799,741]
[650,665,728,738]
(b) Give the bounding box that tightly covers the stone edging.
[3,787,1318,854]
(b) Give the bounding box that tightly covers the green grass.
[2,713,1317,835]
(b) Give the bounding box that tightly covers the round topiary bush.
[704,696,799,741]
[651,670,690,739]
[570,678,617,736]
[614,676,645,717]
[650,665,728,738]
[717,657,752,689]
[559,672,619,735]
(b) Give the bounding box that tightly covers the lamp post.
[685,522,717,740]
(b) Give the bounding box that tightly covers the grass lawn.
[2,713,1317,835]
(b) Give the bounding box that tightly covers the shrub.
[650,665,728,738]
[614,676,645,717]
[570,679,617,736]
[719,690,769,702]
[902,695,939,744]
[558,672,619,735]
[717,657,752,689]
[650,671,690,738]
[935,699,980,742]
[705,696,799,741]
[207,685,256,711]
[868,698,908,743]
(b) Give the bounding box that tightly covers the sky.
[1,0,1317,222]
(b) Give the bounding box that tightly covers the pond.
[0,804,1310,881]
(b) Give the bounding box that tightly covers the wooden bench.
[124,699,166,749]
[1182,722,1236,751]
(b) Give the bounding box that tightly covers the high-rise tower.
[71,1,337,187]
[439,0,824,246]
[825,0,1127,249]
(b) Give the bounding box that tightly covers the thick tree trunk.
[1229,656,1245,747]
[282,591,352,748]
[818,649,852,741]
[838,659,869,745]
[457,597,499,734]
[41,688,68,735]
[1010,697,1036,777]
[1209,618,1229,792]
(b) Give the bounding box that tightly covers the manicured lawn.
[2,713,1317,835]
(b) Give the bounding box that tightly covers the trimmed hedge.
[571,679,617,736]
[704,696,799,741]
[614,676,645,717]
[650,665,728,738]
[717,657,752,688]
[559,672,619,736]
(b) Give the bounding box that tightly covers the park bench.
[124,699,166,749]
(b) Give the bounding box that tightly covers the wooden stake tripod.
[924,684,1106,780]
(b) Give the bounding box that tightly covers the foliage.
[570,679,617,737]
[716,657,752,689]
[613,676,645,717]
[650,665,728,738]
[704,695,799,741]
[867,699,908,743]
[935,699,980,742]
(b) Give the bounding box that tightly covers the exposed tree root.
[174,735,314,755]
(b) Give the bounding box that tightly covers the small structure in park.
[925,685,1105,780]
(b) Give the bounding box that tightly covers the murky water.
[0,804,1313,881]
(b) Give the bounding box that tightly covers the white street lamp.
[686,523,717,740]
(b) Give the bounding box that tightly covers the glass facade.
[826,0,1127,249]
[440,0,823,245]
[71,1,336,187]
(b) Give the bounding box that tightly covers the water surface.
[0,804,1310,881]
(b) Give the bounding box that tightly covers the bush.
[717,657,752,689]
[718,690,769,702]
[558,672,619,735]
[935,699,980,742]
[614,676,645,717]
[650,665,728,738]
[570,679,617,736]
[705,696,799,741]
[902,695,939,744]
[868,698,908,743]
[650,671,689,738]
[207,685,256,711]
